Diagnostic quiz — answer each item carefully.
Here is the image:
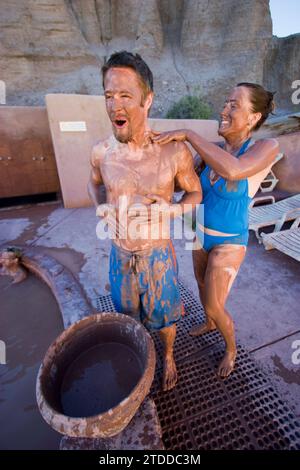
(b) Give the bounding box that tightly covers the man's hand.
[146,194,182,219]
[127,194,178,225]
[127,199,157,226]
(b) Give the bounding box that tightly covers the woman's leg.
[189,247,217,335]
[202,244,246,377]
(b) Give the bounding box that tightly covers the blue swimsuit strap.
[236,138,251,157]
[208,138,251,190]
[215,138,251,157]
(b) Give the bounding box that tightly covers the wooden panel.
[0,141,13,195]
[0,107,60,198]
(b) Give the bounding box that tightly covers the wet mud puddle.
[61,342,143,418]
[0,274,63,449]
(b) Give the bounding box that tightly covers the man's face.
[0,252,16,268]
[104,67,152,143]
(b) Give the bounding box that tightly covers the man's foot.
[189,320,217,337]
[162,354,178,391]
[217,350,236,378]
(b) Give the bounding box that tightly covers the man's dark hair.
[237,82,275,131]
[102,51,153,100]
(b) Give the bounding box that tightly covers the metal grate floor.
[96,281,300,450]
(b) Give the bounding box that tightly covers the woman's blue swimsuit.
[196,139,251,252]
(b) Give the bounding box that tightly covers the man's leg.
[159,323,177,391]
[109,245,141,321]
[139,242,182,391]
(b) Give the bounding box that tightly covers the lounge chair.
[258,153,284,193]
[249,194,300,242]
[261,216,300,261]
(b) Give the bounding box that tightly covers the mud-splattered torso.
[100,137,176,204]
[96,136,183,251]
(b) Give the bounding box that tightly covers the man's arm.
[145,143,201,220]
[174,142,202,214]
[193,152,205,176]
[87,145,106,207]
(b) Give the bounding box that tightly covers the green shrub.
[166,95,212,119]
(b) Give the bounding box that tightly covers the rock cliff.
[0,0,299,116]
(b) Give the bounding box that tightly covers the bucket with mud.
[36,313,156,438]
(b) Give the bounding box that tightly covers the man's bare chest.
[100,153,175,196]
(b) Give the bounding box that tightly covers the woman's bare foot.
[162,353,178,391]
[217,350,236,378]
[189,319,217,337]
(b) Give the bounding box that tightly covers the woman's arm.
[186,131,279,180]
[153,130,279,181]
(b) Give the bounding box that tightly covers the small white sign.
[0,80,6,104]
[59,121,87,132]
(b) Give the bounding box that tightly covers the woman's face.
[218,86,258,140]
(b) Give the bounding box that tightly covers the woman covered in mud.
[153,83,279,378]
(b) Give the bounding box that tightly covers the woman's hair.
[237,82,275,131]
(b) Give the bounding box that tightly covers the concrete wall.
[2,98,299,205]
[46,94,111,208]
[273,132,300,193]
[46,94,220,208]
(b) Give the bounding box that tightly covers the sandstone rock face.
[263,34,300,115]
[0,0,298,116]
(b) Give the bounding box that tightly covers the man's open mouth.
[113,118,128,129]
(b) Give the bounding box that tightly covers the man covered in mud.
[88,51,202,391]
[0,248,27,284]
